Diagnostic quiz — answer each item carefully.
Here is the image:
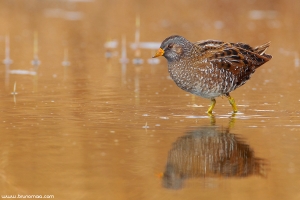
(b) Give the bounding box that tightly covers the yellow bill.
[153,48,165,58]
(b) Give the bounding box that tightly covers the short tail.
[254,42,272,60]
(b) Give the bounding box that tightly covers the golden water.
[0,0,300,199]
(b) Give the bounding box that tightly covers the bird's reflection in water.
[162,117,267,189]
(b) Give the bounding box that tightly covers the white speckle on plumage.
[154,35,272,112]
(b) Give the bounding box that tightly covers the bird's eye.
[167,44,174,48]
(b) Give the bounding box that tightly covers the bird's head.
[153,35,192,62]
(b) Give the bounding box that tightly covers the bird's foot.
[226,94,238,113]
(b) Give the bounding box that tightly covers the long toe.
[226,95,238,113]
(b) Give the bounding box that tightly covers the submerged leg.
[207,98,216,114]
[229,113,236,129]
[209,113,216,125]
[226,93,238,113]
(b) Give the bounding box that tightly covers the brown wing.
[194,40,272,88]
[230,41,272,67]
[194,40,272,68]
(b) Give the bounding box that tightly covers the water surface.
[0,0,300,199]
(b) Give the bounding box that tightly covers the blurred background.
[0,0,300,199]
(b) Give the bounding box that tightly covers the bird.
[153,35,272,114]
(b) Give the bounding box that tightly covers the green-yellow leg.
[229,113,236,129]
[207,98,216,114]
[226,93,238,113]
[210,113,216,125]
